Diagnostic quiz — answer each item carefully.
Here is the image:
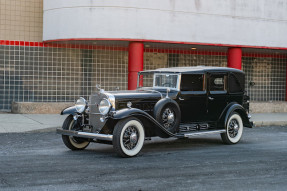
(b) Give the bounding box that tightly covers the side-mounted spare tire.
[153,98,181,134]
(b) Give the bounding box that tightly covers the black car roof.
[140,66,244,74]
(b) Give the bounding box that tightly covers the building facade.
[0,0,287,112]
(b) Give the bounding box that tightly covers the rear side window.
[229,73,245,93]
[209,74,226,91]
[180,74,205,91]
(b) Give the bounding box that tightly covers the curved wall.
[43,0,287,48]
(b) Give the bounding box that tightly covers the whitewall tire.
[62,115,90,150]
[221,112,243,144]
[113,117,145,157]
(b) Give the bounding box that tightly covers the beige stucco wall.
[0,0,43,41]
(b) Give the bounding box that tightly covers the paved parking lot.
[0,126,286,191]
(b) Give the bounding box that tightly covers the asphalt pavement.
[0,126,286,190]
[0,112,287,133]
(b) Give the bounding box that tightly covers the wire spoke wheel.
[161,107,175,130]
[228,119,239,138]
[221,112,243,144]
[113,117,145,157]
[122,126,139,150]
[154,99,181,134]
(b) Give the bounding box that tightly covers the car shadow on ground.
[142,137,224,151]
[62,136,229,158]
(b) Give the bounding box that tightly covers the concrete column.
[128,42,144,90]
[228,48,242,70]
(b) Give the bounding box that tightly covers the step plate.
[181,130,226,138]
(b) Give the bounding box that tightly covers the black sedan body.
[57,66,253,157]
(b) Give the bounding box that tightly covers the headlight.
[99,98,111,115]
[75,97,86,113]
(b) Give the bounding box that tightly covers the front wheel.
[61,115,90,150]
[113,117,145,157]
[221,112,243,144]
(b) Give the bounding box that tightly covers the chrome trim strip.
[183,130,226,138]
[90,112,102,115]
[57,129,113,141]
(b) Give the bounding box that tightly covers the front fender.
[112,108,174,138]
[61,106,77,115]
[218,103,253,128]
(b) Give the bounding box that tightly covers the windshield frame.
[137,72,181,91]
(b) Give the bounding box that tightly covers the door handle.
[179,97,184,101]
[208,97,214,101]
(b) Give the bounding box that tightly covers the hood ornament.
[166,88,170,98]
[96,84,105,93]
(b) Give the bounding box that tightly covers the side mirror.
[249,81,255,87]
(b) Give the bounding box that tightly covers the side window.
[180,74,205,91]
[229,73,245,93]
[209,74,226,91]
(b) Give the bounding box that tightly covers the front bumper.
[56,128,113,141]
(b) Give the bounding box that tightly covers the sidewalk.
[0,113,286,133]
[0,114,66,133]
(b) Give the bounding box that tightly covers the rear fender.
[218,103,253,128]
[112,108,174,138]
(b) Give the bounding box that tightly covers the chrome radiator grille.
[89,92,108,132]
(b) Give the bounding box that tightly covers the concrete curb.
[254,121,287,127]
[25,126,60,133]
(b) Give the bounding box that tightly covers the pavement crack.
[0,176,11,187]
[22,115,44,125]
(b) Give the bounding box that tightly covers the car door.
[178,73,208,123]
[207,72,228,121]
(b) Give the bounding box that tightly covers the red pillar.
[286,64,287,101]
[228,47,242,70]
[128,42,144,90]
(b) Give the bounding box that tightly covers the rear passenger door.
[207,73,228,121]
[178,74,207,123]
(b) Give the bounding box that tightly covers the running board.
[181,130,226,138]
[56,128,113,141]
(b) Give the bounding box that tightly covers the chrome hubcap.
[130,133,138,144]
[228,119,239,138]
[123,126,139,150]
[167,113,174,123]
[162,108,175,129]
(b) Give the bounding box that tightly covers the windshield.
[137,72,179,90]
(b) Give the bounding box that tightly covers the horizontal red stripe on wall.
[0,40,45,47]
[44,38,287,51]
[1,40,287,58]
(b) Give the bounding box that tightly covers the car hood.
[106,89,178,100]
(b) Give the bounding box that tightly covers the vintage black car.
[57,66,253,157]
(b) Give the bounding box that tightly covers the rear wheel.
[113,117,145,157]
[61,115,90,150]
[221,112,243,144]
